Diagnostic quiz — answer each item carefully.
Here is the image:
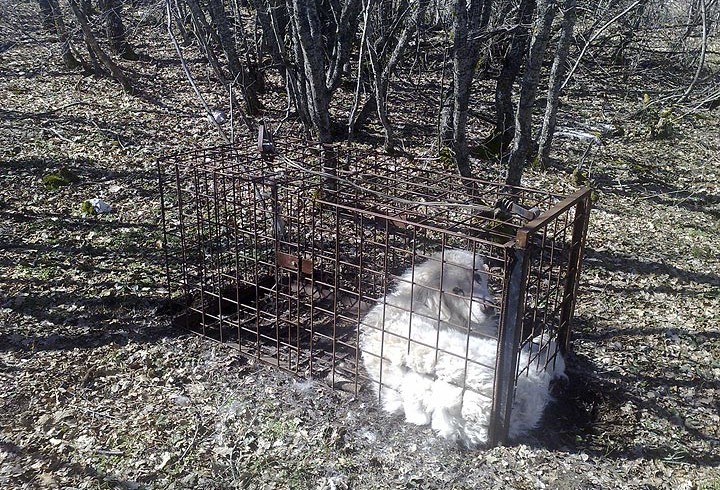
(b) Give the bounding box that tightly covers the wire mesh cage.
[157,137,591,446]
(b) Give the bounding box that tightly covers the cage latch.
[495,198,542,221]
[276,252,314,275]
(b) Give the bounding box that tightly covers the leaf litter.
[0,2,719,489]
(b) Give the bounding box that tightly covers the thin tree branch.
[67,0,134,93]
[561,0,642,90]
[675,0,708,106]
[347,0,371,141]
[165,0,229,144]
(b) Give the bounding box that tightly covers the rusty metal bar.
[489,245,530,446]
[156,160,173,302]
[515,187,592,248]
[558,190,593,353]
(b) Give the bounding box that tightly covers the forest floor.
[1,1,719,489]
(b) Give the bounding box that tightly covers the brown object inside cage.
[157,139,591,446]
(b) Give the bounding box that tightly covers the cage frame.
[157,139,592,446]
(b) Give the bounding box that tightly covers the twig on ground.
[94,449,124,456]
[177,413,203,470]
[44,127,74,144]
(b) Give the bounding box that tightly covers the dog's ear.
[419,283,447,322]
[439,264,475,323]
[440,290,466,323]
[408,257,441,307]
[412,282,431,307]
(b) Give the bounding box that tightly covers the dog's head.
[412,249,495,331]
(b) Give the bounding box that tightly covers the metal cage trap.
[157,135,591,445]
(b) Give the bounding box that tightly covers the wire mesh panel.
[158,140,591,446]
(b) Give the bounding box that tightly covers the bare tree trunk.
[38,0,81,68]
[452,21,474,177]
[98,0,139,60]
[506,0,556,187]
[287,11,314,128]
[348,0,372,139]
[363,0,428,152]
[68,0,134,93]
[537,0,576,167]
[170,0,194,46]
[290,0,332,143]
[229,0,265,95]
[364,7,394,151]
[492,0,535,160]
[326,0,362,92]
[451,0,491,177]
[80,0,93,16]
[184,0,225,80]
[250,0,287,73]
[261,0,312,125]
[206,0,261,115]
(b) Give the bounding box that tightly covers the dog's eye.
[452,287,464,296]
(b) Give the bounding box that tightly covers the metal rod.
[558,190,592,353]
[489,246,529,446]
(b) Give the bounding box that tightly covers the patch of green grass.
[12,263,55,281]
[42,167,80,189]
[699,479,720,490]
[438,146,453,167]
[690,245,711,259]
[80,200,96,215]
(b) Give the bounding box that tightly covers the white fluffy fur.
[360,249,565,447]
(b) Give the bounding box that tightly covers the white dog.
[360,249,565,447]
